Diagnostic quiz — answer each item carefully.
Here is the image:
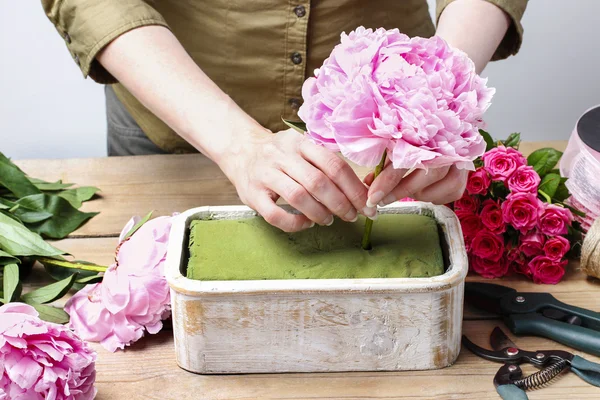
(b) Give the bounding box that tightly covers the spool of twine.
[581,218,600,279]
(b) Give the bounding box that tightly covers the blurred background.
[1,0,598,160]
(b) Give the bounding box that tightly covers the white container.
[165,202,468,374]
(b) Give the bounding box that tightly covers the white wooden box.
[165,202,468,374]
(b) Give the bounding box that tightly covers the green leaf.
[0,154,41,198]
[0,249,18,266]
[0,203,9,210]
[57,186,100,208]
[28,303,69,324]
[123,210,154,241]
[3,264,21,303]
[553,181,570,203]
[538,173,561,199]
[75,273,104,285]
[0,212,64,256]
[282,118,307,134]
[28,177,74,191]
[527,148,563,177]
[502,133,521,149]
[538,189,552,204]
[479,129,496,151]
[22,273,77,304]
[22,194,98,239]
[563,203,587,218]
[14,195,54,223]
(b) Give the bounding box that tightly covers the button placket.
[283,2,310,121]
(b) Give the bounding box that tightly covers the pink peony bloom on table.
[538,204,573,236]
[470,255,509,279]
[519,230,545,258]
[298,27,493,171]
[65,215,173,352]
[507,165,541,194]
[470,229,505,262]
[480,199,505,234]
[501,192,544,234]
[0,303,96,400]
[453,193,480,214]
[529,255,567,285]
[466,168,491,195]
[544,236,570,261]
[482,146,527,182]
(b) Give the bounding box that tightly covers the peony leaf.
[57,186,100,208]
[21,273,78,304]
[479,129,496,151]
[502,133,521,149]
[14,195,54,223]
[123,210,153,241]
[76,273,104,285]
[0,153,41,198]
[3,264,21,303]
[28,177,74,191]
[282,118,307,134]
[0,212,64,256]
[0,249,18,266]
[527,148,563,177]
[538,173,561,199]
[28,302,70,324]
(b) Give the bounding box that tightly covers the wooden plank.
[88,319,600,400]
[14,141,568,238]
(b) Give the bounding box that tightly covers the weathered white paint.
[165,203,468,374]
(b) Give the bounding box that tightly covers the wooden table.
[16,140,600,399]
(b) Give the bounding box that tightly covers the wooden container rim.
[165,202,468,296]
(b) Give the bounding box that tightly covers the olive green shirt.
[42,0,527,154]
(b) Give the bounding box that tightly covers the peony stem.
[36,257,108,273]
[361,150,387,250]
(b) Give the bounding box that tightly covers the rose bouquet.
[451,131,585,284]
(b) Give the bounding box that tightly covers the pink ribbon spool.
[560,106,600,232]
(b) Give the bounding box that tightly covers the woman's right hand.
[219,128,375,232]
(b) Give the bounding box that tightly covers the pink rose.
[513,258,532,277]
[538,204,573,236]
[470,255,509,279]
[466,168,491,195]
[507,165,541,194]
[470,229,505,262]
[456,211,483,246]
[482,145,527,181]
[501,192,544,234]
[529,255,567,284]
[480,199,505,234]
[454,193,480,214]
[519,230,545,257]
[65,215,173,352]
[299,27,493,170]
[0,303,97,400]
[544,236,570,261]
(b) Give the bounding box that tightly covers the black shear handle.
[507,313,600,356]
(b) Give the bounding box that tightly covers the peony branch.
[361,150,387,250]
[36,257,108,273]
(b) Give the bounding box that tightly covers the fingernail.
[362,206,377,218]
[325,215,334,226]
[366,191,385,208]
[381,194,396,207]
[344,209,358,222]
[303,221,315,230]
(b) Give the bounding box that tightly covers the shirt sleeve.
[41,0,169,84]
[436,0,528,61]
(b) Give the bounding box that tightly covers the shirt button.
[291,52,302,65]
[294,5,306,18]
[289,98,302,110]
[65,33,71,44]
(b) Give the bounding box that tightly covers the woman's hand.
[219,128,375,232]
[364,161,468,207]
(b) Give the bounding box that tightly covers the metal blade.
[490,327,518,351]
[464,282,517,315]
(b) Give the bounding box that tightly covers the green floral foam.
[186,214,444,281]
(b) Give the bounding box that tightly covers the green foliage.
[123,210,154,241]
[502,133,521,149]
[282,118,307,134]
[527,148,563,177]
[479,129,496,151]
[538,173,561,199]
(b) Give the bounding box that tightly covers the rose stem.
[361,150,387,250]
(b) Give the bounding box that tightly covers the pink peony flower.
[0,303,96,400]
[507,165,540,194]
[453,193,480,214]
[544,236,570,261]
[529,255,567,284]
[538,204,573,236]
[501,192,544,234]
[470,255,509,279]
[298,27,493,170]
[65,215,173,352]
[456,211,482,246]
[482,146,527,181]
[470,229,505,262]
[466,168,491,195]
[519,230,545,258]
[480,199,505,234]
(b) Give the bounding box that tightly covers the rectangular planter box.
[165,202,468,374]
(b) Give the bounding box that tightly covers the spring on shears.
[513,359,570,390]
